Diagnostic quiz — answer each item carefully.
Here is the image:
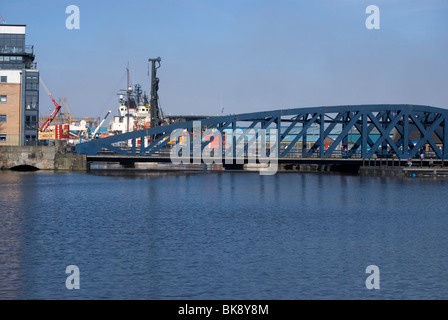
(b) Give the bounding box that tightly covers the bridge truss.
[75,105,448,160]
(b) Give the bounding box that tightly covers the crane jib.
[39,77,62,132]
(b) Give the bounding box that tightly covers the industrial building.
[0,24,39,146]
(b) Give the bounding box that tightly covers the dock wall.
[360,166,448,177]
[0,141,89,171]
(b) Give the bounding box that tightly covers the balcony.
[0,46,23,54]
[26,62,37,70]
[0,45,34,56]
[25,122,38,130]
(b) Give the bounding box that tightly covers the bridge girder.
[75,104,448,160]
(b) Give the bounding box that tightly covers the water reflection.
[0,172,32,299]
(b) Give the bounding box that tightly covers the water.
[0,170,447,300]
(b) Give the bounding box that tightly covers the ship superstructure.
[108,84,152,134]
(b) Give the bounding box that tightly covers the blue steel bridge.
[75,104,448,166]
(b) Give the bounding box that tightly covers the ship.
[107,84,153,135]
[105,58,164,138]
[103,57,210,139]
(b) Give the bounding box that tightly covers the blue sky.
[2,0,448,118]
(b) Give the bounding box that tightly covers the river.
[0,170,447,299]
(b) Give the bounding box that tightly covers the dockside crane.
[39,77,62,132]
[148,57,162,129]
[0,14,6,24]
[92,110,111,138]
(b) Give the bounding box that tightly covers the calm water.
[0,170,447,300]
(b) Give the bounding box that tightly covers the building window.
[26,95,39,110]
[25,83,38,90]
[0,134,6,142]
[0,115,6,122]
[0,95,6,103]
[25,135,37,145]
[25,115,37,130]
[0,76,6,83]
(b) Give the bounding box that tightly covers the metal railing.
[0,45,34,55]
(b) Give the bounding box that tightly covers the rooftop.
[0,25,26,35]
[0,24,27,27]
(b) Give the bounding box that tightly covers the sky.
[2,0,448,119]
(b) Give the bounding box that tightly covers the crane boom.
[92,110,111,138]
[0,14,6,24]
[39,77,62,132]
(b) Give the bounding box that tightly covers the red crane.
[0,14,6,24]
[39,78,62,132]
